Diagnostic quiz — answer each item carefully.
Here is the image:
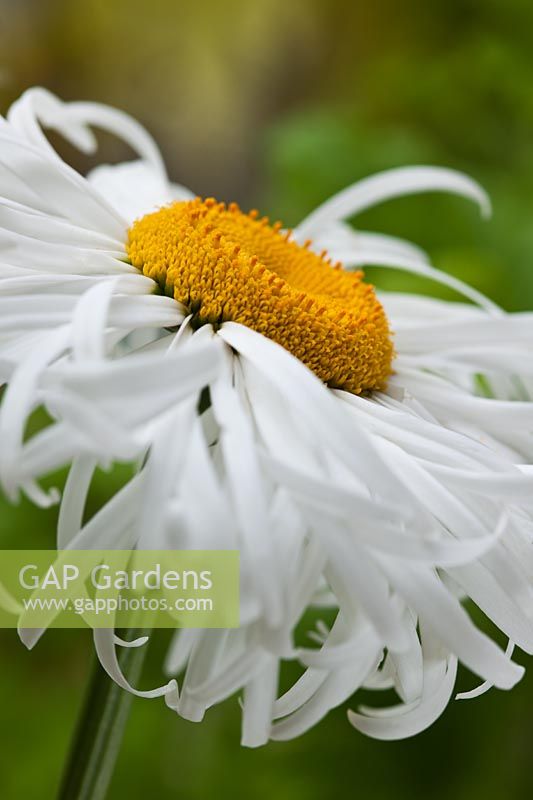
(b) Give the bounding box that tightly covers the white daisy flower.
[2,87,533,747]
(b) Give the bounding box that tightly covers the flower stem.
[57,630,149,800]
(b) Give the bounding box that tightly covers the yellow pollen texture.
[127,198,394,394]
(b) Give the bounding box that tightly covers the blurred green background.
[2,0,533,797]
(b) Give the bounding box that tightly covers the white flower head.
[2,87,533,746]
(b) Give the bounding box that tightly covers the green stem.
[57,630,149,800]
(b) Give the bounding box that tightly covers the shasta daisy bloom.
[1,87,533,746]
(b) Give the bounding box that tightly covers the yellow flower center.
[127,198,393,394]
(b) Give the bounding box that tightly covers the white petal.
[296,166,490,237]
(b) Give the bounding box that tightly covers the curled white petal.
[296,166,490,238]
